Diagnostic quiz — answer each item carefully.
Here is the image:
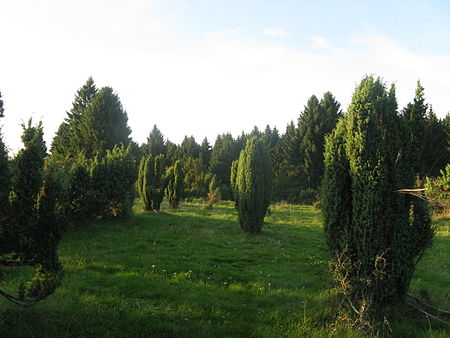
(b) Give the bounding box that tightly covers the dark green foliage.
[0,137,10,213]
[209,133,242,200]
[298,92,341,191]
[81,87,132,158]
[230,159,239,203]
[51,78,132,161]
[235,137,272,233]
[402,82,450,177]
[90,145,136,219]
[178,136,200,160]
[183,157,211,199]
[144,125,166,157]
[67,163,92,224]
[199,137,212,170]
[322,76,434,322]
[272,121,301,202]
[422,108,450,177]
[165,160,184,208]
[0,90,4,118]
[66,145,136,222]
[0,120,66,306]
[51,77,98,160]
[261,125,280,167]
[137,154,166,211]
[165,140,179,166]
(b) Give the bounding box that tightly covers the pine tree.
[144,125,166,157]
[235,137,272,233]
[322,76,433,322]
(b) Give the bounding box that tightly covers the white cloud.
[204,28,240,39]
[263,27,288,38]
[308,35,335,50]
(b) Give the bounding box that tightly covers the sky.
[1,0,450,153]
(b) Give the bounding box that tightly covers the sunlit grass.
[0,200,448,337]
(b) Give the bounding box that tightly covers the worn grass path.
[0,201,449,337]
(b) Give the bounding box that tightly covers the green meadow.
[1,201,449,337]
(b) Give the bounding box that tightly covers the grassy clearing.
[0,201,449,337]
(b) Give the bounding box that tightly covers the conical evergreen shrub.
[235,137,272,233]
[322,76,433,323]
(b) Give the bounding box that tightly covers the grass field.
[0,201,449,337]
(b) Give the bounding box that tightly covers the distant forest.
[50,77,450,203]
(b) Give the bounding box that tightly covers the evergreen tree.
[89,144,136,219]
[209,133,241,200]
[165,160,184,208]
[298,92,341,191]
[322,76,433,323]
[423,108,450,177]
[402,81,428,177]
[138,154,166,211]
[144,125,166,157]
[272,121,301,202]
[81,87,132,158]
[165,140,179,166]
[261,125,280,168]
[51,77,98,160]
[0,90,4,118]
[178,135,200,160]
[1,119,66,306]
[199,137,212,170]
[183,157,210,199]
[230,159,239,203]
[235,137,272,233]
[51,78,131,160]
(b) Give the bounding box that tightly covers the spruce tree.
[298,92,341,191]
[81,87,132,158]
[144,125,166,157]
[402,81,428,177]
[235,137,272,233]
[51,77,98,160]
[322,76,433,322]
[51,78,132,160]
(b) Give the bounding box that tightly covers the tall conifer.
[322,76,433,322]
[235,137,272,233]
